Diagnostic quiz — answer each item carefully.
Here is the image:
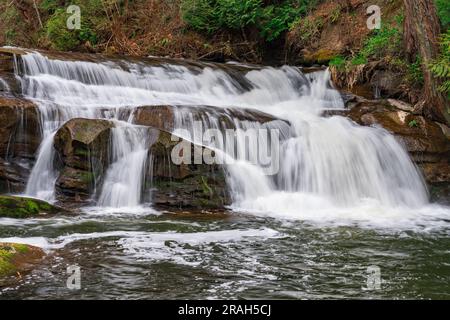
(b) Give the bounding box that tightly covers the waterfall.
[98,122,149,208]
[11,49,429,213]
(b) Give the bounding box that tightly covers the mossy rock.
[0,195,66,218]
[0,243,44,280]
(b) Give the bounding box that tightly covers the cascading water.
[98,122,149,208]
[12,49,430,214]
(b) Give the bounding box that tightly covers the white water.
[10,49,443,224]
[98,122,149,207]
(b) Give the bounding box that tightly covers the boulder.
[54,118,114,203]
[0,243,45,284]
[53,118,230,209]
[147,129,230,209]
[0,195,67,218]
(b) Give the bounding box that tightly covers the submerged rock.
[0,243,45,283]
[0,195,66,218]
[54,118,114,203]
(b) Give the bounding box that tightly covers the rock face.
[0,243,45,283]
[132,105,286,132]
[0,97,41,193]
[0,195,67,218]
[54,118,114,204]
[348,99,450,203]
[53,118,230,208]
[148,128,230,209]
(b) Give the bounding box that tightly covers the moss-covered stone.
[0,243,44,279]
[0,195,66,218]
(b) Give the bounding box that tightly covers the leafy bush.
[181,0,318,41]
[329,55,346,69]
[181,0,262,33]
[42,0,103,51]
[430,30,450,96]
[356,26,401,62]
[435,0,450,29]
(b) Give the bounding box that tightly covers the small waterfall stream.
[98,123,149,208]
[11,49,429,212]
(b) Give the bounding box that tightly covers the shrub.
[329,55,346,69]
[42,0,103,51]
[430,30,450,96]
[435,0,450,29]
[181,0,262,33]
[45,9,81,50]
[181,0,318,42]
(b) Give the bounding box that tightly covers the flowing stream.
[0,49,449,299]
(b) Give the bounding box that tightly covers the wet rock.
[370,70,403,98]
[53,118,230,209]
[0,97,41,193]
[0,243,45,284]
[148,129,230,209]
[54,118,114,203]
[348,101,450,161]
[132,105,287,132]
[0,159,30,193]
[0,97,41,159]
[0,195,67,218]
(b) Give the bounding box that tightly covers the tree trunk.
[403,0,449,125]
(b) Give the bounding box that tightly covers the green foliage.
[45,9,81,51]
[181,0,262,33]
[435,0,450,29]
[42,1,103,51]
[181,0,318,41]
[408,56,424,85]
[289,16,324,46]
[329,55,346,69]
[1,5,21,45]
[430,30,450,96]
[351,54,368,66]
[408,120,419,128]
[260,1,317,42]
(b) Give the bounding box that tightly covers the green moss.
[0,244,34,277]
[200,176,213,197]
[0,196,61,218]
[0,245,18,276]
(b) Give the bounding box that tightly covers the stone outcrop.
[0,97,41,193]
[147,128,230,209]
[52,118,230,208]
[53,118,114,204]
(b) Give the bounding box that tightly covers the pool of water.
[0,207,449,300]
